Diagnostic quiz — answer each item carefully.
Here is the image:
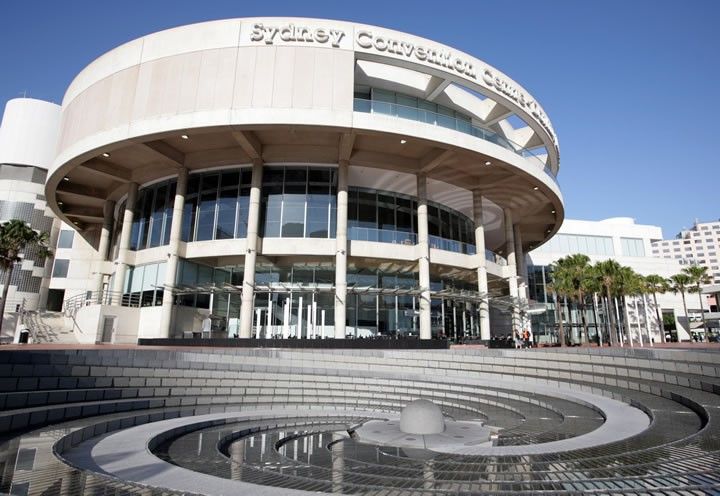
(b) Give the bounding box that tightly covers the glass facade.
[353,87,550,170]
[260,167,337,238]
[154,258,482,340]
[124,262,167,306]
[533,233,614,256]
[183,170,253,242]
[131,180,175,250]
[621,237,645,257]
[128,167,480,256]
[120,167,501,340]
[347,188,475,253]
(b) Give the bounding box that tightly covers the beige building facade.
[4,18,565,343]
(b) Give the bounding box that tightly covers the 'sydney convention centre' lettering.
[482,69,554,141]
[250,23,346,47]
[355,30,477,79]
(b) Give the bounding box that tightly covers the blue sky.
[1,0,718,239]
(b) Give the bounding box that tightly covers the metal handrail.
[63,290,143,316]
[348,226,417,245]
[428,235,476,255]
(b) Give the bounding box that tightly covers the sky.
[1,0,718,239]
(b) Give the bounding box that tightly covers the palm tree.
[616,266,642,346]
[554,254,592,345]
[0,220,52,334]
[645,274,669,343]
[682,265,712,342]
[670,273,693,341]
[595,259,622,346]
[584,265,605,345]
[547,279,569,347]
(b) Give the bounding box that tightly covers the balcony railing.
[64,290,144,316]
[348,226,417,245]
[353,98,556,180]
[486,249,508,266]
[429,235,475,255]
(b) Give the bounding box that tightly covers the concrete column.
[417,174,431,340]
[472,190,491,340]
[504,209,520,334]
[94,200,116,296]
[514,223,531,336]
[334,160,349,339]
[514,225,528,298]
[239,159,263,338]
[111,182,138,304]
[158,168,188,338]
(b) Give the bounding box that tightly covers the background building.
[652,220,720,284]
[527,217,691,344]
[0,98,62,334]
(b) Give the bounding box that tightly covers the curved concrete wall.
[0,98,61,169]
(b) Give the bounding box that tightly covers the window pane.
[57,230,74,249]
[196,192,217,241]
[201,174,218,192]
[236,193,249,238]
[357,192,376,228]
[216,189,237,239]
[282,194,306,237]
[149,185,167,247]
[181,196,197,242]
[378,194,395,231]
[163,182,176,245]
[129,265,145,293]
[307,200,329,238]
[138,190,153,249]
[263,194,282,237]
[52,259,69,278]
[142,264,158,291]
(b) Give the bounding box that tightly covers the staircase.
[23,311,77,344]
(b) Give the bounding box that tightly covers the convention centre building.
[4,19,720,496]
[0,17,563,342]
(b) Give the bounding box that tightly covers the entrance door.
[100,316,115,343]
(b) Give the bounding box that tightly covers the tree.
[552,254,592,345]
[595,259,622,346]
[682,265,712,342]
[670,273,693,341]
[644,274,669,343]
[0,220,52,334]
[616,266,643,346]
[546,281,567,347]
[584,264,605,345]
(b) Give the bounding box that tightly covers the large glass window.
[57,230,74,249]
[181,170,252,243]
[534,234,615,256]
[366,88,473,127]
[123,261,167,306]
[621,237,646,257]
[347,187,473,252]
[131,180,175,250]
[52,259,69,278]
[260,166,337,239]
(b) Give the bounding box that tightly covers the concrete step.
[23,311,77,344]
